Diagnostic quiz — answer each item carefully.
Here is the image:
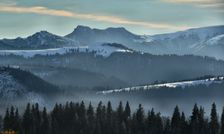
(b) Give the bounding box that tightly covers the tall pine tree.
[22,103,33,134]
[124,102,131,121]
[87,103,95,134]
[171,106,181,134]
[221,107,224,134]
[14,108,21,132]
[210,103,219,134]
[40,107,49,134]
[136,104,145,134]
[190,104,200,134]
[3,108,10,130]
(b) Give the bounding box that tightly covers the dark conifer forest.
[1,102,224,134]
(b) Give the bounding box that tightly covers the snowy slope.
[139,25,224,59]
[143,25,224,42]
[0,67,60,105]
[0,43,133,58]
[205,34,224,46]
[98,76,224,94]
[0,70,44,103]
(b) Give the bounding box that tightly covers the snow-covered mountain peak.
[28,30,58,39]
[105,27,130,33]
[68,25,135,36]
[74,25,92,32]
[151,25,224,41]
[65,25,140,46]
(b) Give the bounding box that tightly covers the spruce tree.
[106,102,113,134]
[9,106,15,129]
[14,108,21,132]
[180,112,187,134]
[40,107,49,134]
[210,103,219,134]
[106,101,113,121]
[155,113,163,134]
[22,103,32,134]
[79,101,87,134]
[124,102,131,134]
[117,101,124,123]
[0,116,2,132]
[119,121,127,134]
[3,108,10,130]
[51,103,59,134]
[163,118,171,134]
[33,103,41,134]
[101,105,107,134]
[96,101,103,134]
[221,107,224,134]
[87,103,95,134]
[147,108,156,134]
[198,107,207,134]
[136,104,145,134]
[124,102,131,121]
[171,106,181,134]
[190,104,199,134]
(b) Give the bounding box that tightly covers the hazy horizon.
[0,0,224,38]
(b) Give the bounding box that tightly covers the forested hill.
[1,52,224,87]
[0,67,60,101]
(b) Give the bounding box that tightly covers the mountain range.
[0,25,224,111]
[0,25,224,59]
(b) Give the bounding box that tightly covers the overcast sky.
[0,0,223,38]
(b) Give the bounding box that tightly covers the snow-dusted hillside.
[65,25,224,59]
[139,25,224,59]
[0,67,60,105]
[0,71,26,99]
[0,70,44,103]
[149,25,224,41]
[0,43,133,58]
[98,76,224,94]
[205,34,224,46]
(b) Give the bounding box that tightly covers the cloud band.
[0,5,190,30]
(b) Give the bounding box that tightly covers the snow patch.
[205,34,224,46]
[0,44,132,58]
[97,77,224,94]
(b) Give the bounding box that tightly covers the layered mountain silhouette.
[0,25,223,59]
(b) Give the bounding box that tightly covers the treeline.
[1,102,224,134]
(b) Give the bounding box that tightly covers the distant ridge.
[0,25,224,59]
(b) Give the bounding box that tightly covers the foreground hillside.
[0,67,60,106]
